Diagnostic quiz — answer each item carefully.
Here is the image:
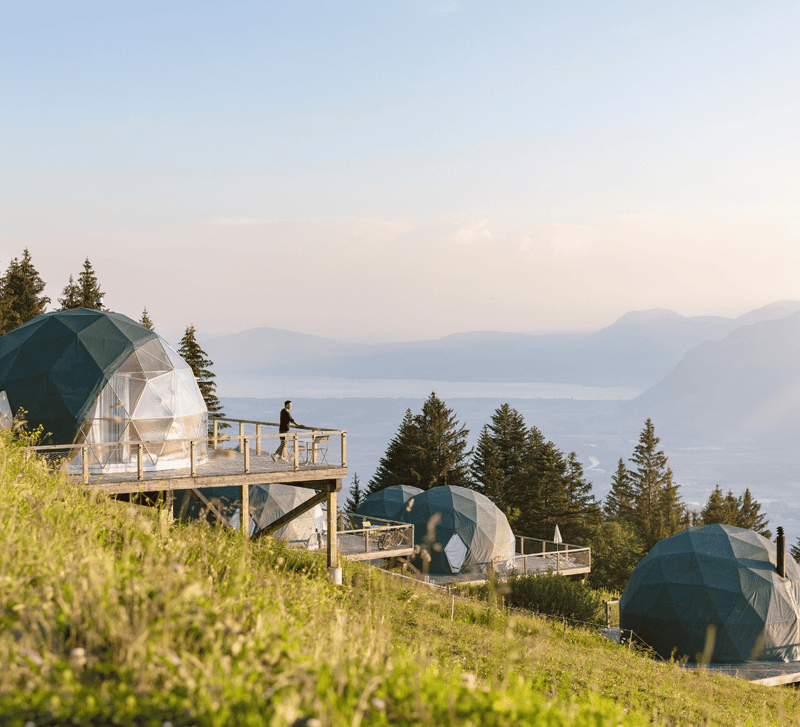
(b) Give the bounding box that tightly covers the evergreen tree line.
[0,249,222,420]
[364,396,776,591]
[365,394,597,540]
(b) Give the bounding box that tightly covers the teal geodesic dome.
[0,308,208,472]
[620,524,800,663]
[355,485,423,522]
[399,485,514,576]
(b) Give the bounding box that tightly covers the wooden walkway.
[600,629,800,686]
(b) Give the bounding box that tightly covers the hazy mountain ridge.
[625,310,800,447]
[204,301,800,388]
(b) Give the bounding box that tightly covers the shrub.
[505,572,603,623]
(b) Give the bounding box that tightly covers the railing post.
[292,434,299,469]
[212,419,219,449]
[82,446,88,484]
[137,443,144,480]
[243,437,250,474]
[341,432,347,467]
[255,424,261,456]
[365,527,369,555]
[238,422,245,452]
[190,440,197,477]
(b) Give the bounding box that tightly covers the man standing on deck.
[272,400,300,461]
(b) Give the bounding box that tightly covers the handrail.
[210,416,342,433]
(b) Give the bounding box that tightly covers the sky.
[3,1,800,343]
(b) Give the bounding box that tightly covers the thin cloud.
[452,218,492,243]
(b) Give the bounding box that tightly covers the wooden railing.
[24,417,346,483]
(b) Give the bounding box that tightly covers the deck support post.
[241,483,250,540]
[327,487,340,583]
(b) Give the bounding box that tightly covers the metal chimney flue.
[777,526,786,579]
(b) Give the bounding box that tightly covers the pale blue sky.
[2,1,799,340]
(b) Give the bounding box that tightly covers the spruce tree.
[564,451,600,525]
[700,486,738,525]
[791,538,800,564]
[0,249,50,334]
[737,488,771,538]
[178,324,223,425]
[368,409,421,493]
[469,404,529,511]
[139,307,155,330]
[58,275,81,310]
[60,258,104,310]
[512,431,571,540]
[604,458,635,522]
[368,393,470,492]
[413,392,471,490]
[629,418,686,548]
[344,473,364,513]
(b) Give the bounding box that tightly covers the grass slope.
[1,429,799,726]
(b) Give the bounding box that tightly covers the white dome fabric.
[74,336,208,473]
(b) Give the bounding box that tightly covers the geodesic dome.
[0,308,208,472]
[620,524,800,663]
[399,485,515,576]
[355,485,423,522]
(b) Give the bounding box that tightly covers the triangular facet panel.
[131,381,174,419]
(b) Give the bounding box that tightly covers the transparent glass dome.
[72,337,208,474]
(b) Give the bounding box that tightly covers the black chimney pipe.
[777,526,786,579]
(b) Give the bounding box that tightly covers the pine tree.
[344,473,364,513]
[604,458,635,522]
[368,393,470,492]
[139,308,155,330]
[629,418,686,548]
[60,258,104,310]
[0,249,50,334]
[178,324,223,425]
[469,404,529,511]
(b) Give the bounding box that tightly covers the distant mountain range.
[204,301,800,389]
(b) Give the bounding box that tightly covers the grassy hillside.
[2,429,800,726]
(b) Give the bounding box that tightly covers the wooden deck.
[75,448,346,495]
[681,660,800,686]
[26,418,347,572]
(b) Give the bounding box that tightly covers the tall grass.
[2,428,800,725]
